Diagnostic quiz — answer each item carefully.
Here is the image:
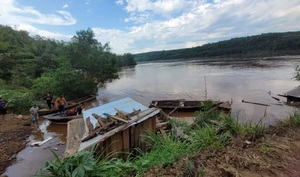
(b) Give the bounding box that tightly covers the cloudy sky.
[0,0,300,54]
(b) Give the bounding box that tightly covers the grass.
[280,111,300,128]
[37,110,300,177]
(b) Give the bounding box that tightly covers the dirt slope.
[143,126,300,177]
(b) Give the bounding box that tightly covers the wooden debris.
[127,109,141,118]
[106,114,129,123]
[168,102,184,116]
[218,101,232,110]
[30,137,53,147]
[92,113,107,128]
[82,109,143,142]
[114,108,130,119]
[242,99,269,106]
[86,117,94,133]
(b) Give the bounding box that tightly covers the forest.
[0,25,136,113]
[134,31,300,61]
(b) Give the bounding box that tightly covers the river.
[98,56,300,125]
[3,56,300,177]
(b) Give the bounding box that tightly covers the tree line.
[134,31,300,61]
[0,25,136,113]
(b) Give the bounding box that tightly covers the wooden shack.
[64,97,160,159]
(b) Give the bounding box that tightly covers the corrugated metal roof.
[83,97,148,128]
[285,86,300,98]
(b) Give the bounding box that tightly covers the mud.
[0,114,32,175]
[143,125,300,177]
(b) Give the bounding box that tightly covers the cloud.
[0,0,76,26]
[1,0,300,55]
[116,0,124,5]
[15,24,72,40]
[101,0,300,54]
[63,4,69,9]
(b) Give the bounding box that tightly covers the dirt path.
[0,114,32,175]
[143,125,300,177]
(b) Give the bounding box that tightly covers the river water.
[3,56,300,177]
[98,56,300,125]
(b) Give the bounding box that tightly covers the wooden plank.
[130,126,136,151]
[242,99,270,106]
[92,113,107,128]
[117,132,123,158]
[86,117,94,133]
[109,115,129,123]
[123,129,130,153]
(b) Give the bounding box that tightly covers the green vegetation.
[0,25,136,113]
[37,107,272,177]
[280,112,300,128]
[294,65,300,81]
[134,31,300,61]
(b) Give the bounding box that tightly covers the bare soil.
[0,114,32,175]
[143,125,300,177]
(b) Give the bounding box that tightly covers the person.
[44,92,54,109]
[76,104,83,115]
[0,97,8,119]
[30,104,39,127]
[55,95,67,114]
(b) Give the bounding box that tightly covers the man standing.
[30,104,39,127]
[55,95,67,114]
[0,97,8,119]
[44,92,53,109]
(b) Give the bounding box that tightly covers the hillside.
[134,31,300,61]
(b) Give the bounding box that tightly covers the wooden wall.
[95,115,157,159]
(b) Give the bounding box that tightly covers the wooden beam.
[242,99,269,106]
[92,113,107,128]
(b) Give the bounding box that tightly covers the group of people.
[29,93,68,127]
[1,93,84,127]
[44,92,67,113]
[43,93,83,115]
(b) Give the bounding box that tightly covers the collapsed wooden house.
[64,97,165,159]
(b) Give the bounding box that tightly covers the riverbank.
[143,116,300,177]
[0,114,32,174]
[34,109,300,177]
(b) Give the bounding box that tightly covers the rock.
[53,147,58,151]
[9,154,17,160]
[59,142,66,145]
[245,140,252,145]
[15,115,23,119]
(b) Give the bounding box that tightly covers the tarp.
[83,97,148,128]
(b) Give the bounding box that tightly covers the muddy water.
[98,56,300,125]
[3,102,97,177]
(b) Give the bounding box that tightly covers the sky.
[0,0,300,54]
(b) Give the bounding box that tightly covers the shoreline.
[0,114,32,175]
[143,117,300,176]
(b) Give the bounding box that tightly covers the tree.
[294,66,300,81]
[66,28,119,82]
[119,53,137,66]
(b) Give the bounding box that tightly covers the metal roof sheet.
[83,97,148,129]
[285,86,300,98]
